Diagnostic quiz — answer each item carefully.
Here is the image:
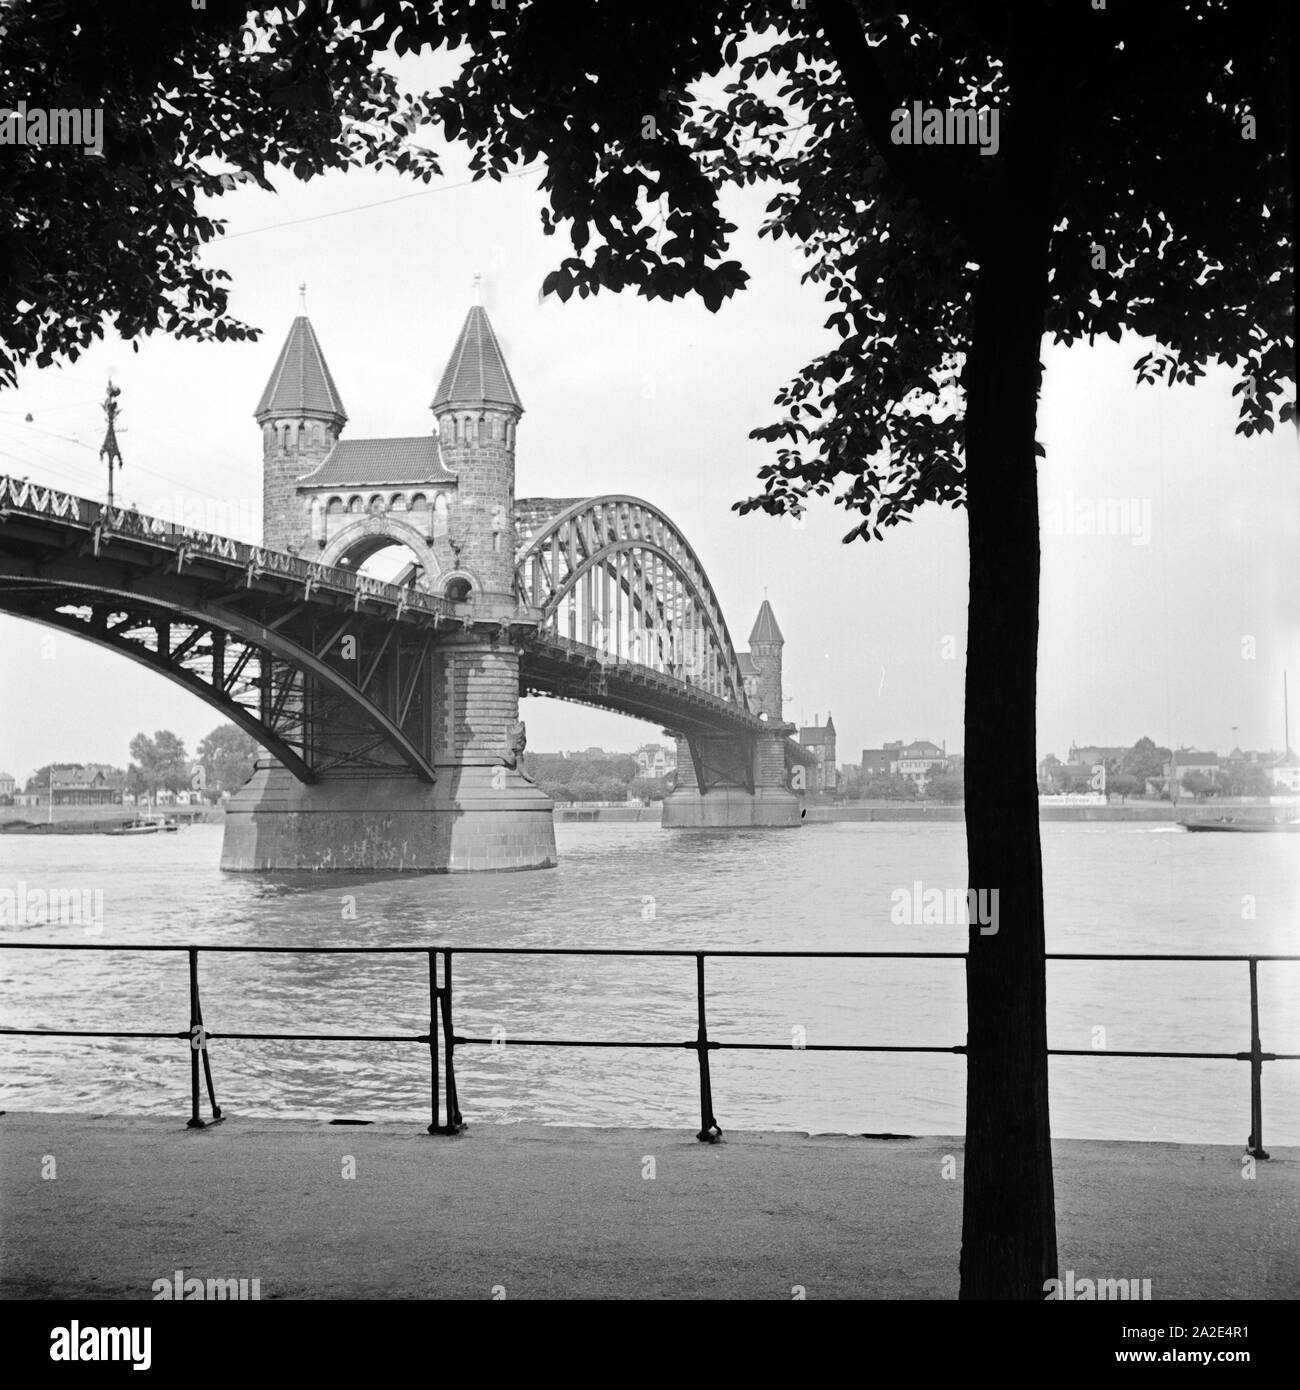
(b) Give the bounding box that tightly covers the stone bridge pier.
[660,731,801,828]
[222,631,557,872]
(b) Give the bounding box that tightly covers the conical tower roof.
[431,305,523,412]
[255,316,347,423]
[749,599,784,646]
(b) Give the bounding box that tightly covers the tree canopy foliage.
[197,723,261,794]
[0,0,437,387]
[2,0,1291,1302]
[128,729,189,795]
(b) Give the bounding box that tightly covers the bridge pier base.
[660,735,802,829]
[220,763,556,873]
[660,785,803,828]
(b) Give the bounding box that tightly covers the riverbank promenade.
[1,1113,1294,1299]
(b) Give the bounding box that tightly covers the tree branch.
[814,0,992,246]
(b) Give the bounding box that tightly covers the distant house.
[861,748,894,779]
[895,739,946,789]
[634,743,676,778]
[798,714,837,791]
[1226,746,1273,765]
[48,764,123,807]
[863,739,950,789]
[1068,744,1128,769]
[1270,752,1300,793]
[0,770,14,800]
[1165,750,1220,798]
[1043,761,1096,792]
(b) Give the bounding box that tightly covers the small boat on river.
[106,814,180,836]
[1180,818,1300,833]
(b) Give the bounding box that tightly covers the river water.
[1,821,1296,1143]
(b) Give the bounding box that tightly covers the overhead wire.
[218,163,543,241]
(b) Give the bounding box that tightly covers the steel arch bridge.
[0,476,804,842]
[0,475,454,785]
[514,496,779,738]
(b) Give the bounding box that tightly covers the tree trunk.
[958,211,1056,1297]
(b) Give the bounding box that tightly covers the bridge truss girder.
[516,496,750,709]
[0,577,439,786]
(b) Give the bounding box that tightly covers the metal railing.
[0,944,1295,1156]
[0,473,458,622]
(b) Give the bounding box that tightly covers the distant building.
[634,743,676,778]
[37,764,124,807]
[862,739,949,789]
[798,714,837,791]
[895,739,946,789]
[860,748,893,779]
[1270,752,1300,793]
[1068,744,1128,768]
[1044,761,1095,792]
[0,771,14,800]
[1165,750,1220,798]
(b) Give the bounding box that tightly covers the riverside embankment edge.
[1,1114,1294,1300]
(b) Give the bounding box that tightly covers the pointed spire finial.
[473,272,482,306]
[298,282,307,313]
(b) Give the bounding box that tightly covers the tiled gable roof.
[298,437,456,489]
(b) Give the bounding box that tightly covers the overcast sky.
[0,52,1295,785]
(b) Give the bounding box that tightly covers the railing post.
[1247,958,1269,1160]
[440,949,462,1132]
[186,947,221,1128]
[427,950,462,1135]
[426,950,440,1135]
[694,953,721,1143]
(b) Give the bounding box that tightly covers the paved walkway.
[1,1113,1294,1299]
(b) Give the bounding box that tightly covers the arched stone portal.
[318,514,441,590]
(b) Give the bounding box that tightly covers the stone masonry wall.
[261,417,337,553]
[435,636,521,765]
[749,643,783,721]
[435,409,517,601]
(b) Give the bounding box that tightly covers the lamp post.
[100,379,123,510]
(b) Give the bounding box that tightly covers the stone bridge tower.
[662,598,800,828]
[431,306,522,611]
[225,299,556,873]
[255,315,347,553]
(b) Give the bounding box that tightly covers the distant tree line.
[837,768,965,803]
[1038,736,1280,800]
[16,724,263,803]
[522,753,671,804]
